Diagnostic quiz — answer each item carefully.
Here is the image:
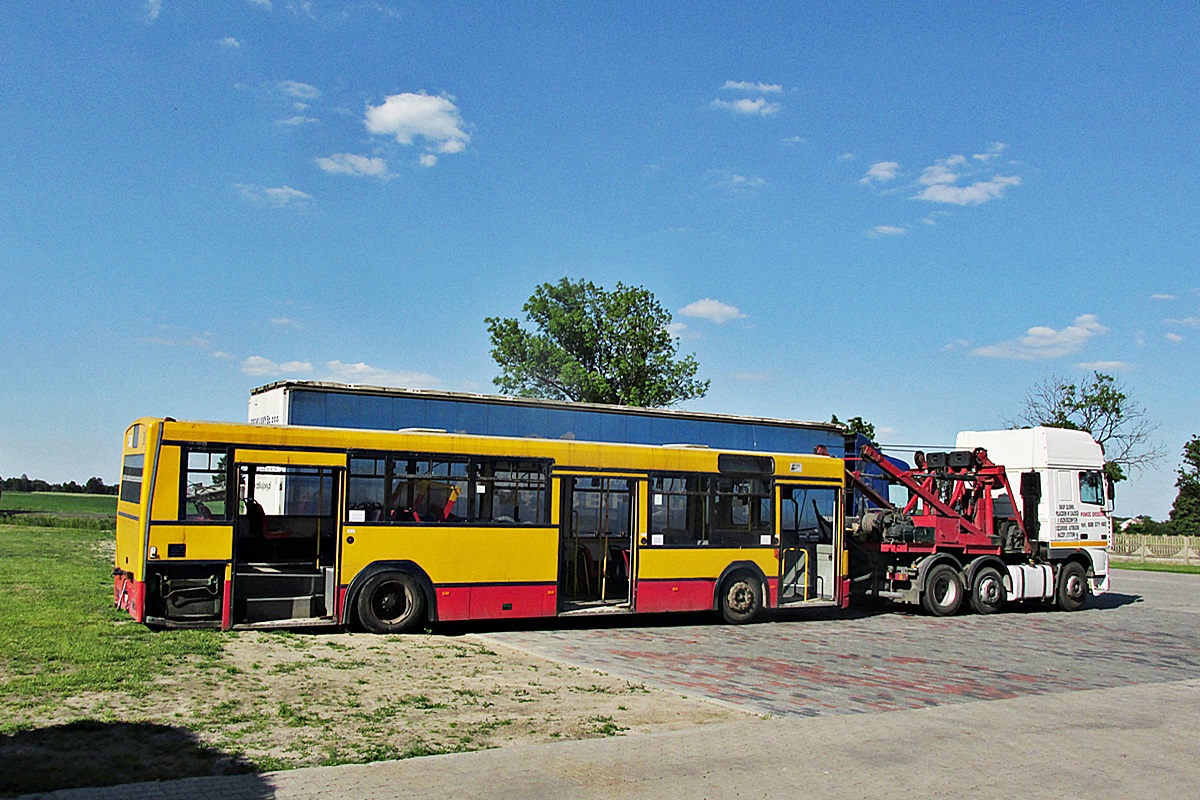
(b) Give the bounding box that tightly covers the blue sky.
[1,1,1196,518]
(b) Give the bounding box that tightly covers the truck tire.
[1055,561,1088,612]
[719,573,763,624]
[921,563,964,616]
[356,572,426,634]
[969,566,1006,615]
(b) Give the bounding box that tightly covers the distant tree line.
[0,475,118,495]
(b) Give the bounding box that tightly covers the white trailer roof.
[955,427,1104,471]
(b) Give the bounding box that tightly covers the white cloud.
[781,136,806,145]
[211,351,234,360]
[218,37,242,49]
[1151,293,1177,301]
[1166,332,1184,342]
[248,0,272,9]
[324,360,440,388]
[419,154,438,168]
[271,317,303,329]
[277,80,320,101]
[837,152,855,161]
[972,314,1108,360]
[365,92,470,160]
[241,356,313,377]
[710,97,781,116]
[680,298,746,324]
[709,172,766,192]
[913,150,1020,206]
[235,183,312,207]
[972,142,1006,162]
[917,175,1020,206]
[1166,317,1200,328]
[941,338,973,352]
[868,225,907,237]
[278,115,318,126]
[721,81,783,94]
[145,1,162,22]
[1076,360,1129,371]
[860,161,899,185]
[315,153,390,178]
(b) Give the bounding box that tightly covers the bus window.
[475,459,547,524]
[183,448,228,520]
[710,477,771,546]
[391,458,469,522]
[347,457,387,521]
[120,454,144,504]
[780,486,837,544]
[651,475,708,545]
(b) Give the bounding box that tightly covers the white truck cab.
[955,427,1111,596]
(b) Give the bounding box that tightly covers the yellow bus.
[114,417,847,632]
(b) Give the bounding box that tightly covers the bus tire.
[356,572,426,634]
[969,566,1006,615]
[921,563,964,616]
[719,573,763,625]
[1056,561,1088,612]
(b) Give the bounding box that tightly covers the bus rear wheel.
[719,574,763,624]
[921,563,964,616]
[1056,561,1088,612]
[357,572,425,634]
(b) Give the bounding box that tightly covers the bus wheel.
[1056,561,1088,612]
[921,564,964,616]
[357,572,425,634]
[719,574,763,624]
[969,566,1006,615]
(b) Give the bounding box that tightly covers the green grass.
[1111,560,1200,575]
[0,491,117,516]
[0,522,222,719]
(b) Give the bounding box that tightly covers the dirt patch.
[11,629,748,781]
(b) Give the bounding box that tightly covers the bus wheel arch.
[715,562,767,625]
[345,561,436,632]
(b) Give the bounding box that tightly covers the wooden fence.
[1110,534,1200,564]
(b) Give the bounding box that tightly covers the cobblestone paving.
[476,575,1200,718]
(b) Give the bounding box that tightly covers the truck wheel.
[356,572,425,634]
[921,564,964,616]
[719,573,763,624]
[969,566,1006,615]
[1055,561,1088,612]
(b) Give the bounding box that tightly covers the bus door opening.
[779,484,839,604]
[233,461,341,625]
[558,477,634,608]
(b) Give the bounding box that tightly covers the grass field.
[1111,560,1200,575]
[0,514,735,796]
[0,491,117,515]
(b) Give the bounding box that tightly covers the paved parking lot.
[476,569,1200,717]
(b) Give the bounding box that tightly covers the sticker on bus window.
[654,495,663,505]
[760,534,772,545]
[348,509,366,523]
[651,534,664,546]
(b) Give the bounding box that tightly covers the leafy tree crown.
[486,278,709,407]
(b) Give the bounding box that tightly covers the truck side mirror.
[1105,475,1115,512]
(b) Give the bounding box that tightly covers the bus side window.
[182,448,229,521]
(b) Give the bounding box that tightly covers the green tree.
[486,278,709,406]
[831,414,876,440]
[1011,371,1163,482]
[1168,435,1200,536]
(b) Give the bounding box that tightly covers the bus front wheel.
[719,574,763,625]
[357,572,426,634]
